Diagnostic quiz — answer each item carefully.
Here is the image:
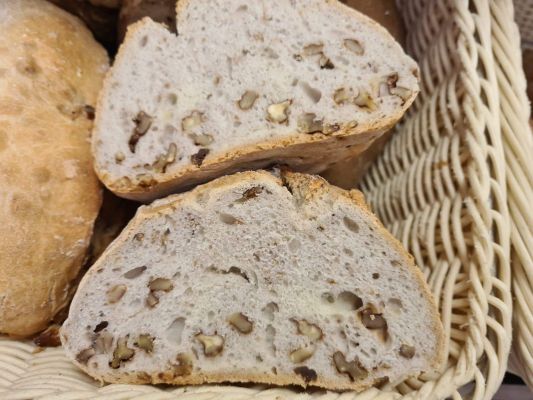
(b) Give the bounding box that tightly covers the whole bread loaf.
[61,170,444,391]
[93,0,420,201]
[48,0,119,52]
[0,0,109,336]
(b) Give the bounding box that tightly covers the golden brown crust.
[95,369,372,392]
[67,170,445,390]
[48,0,119,52]
[94,0,419,201]
[0,0,108,336]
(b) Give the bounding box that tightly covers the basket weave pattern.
[0,0,523,399]
[361,0,513,398]
[500,0,533,391]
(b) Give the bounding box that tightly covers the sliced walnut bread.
[61,171,444,391]
[93,0,420,201]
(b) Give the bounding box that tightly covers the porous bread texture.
[61,171,444,391]
[93,0,420,201]
[0,0,108,336]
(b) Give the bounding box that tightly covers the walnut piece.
[109,336,135,369]
[195,333,224,357]
[173,353,194,376]
[333,351,368,381]
[238,90,259,110]
[303,43,324,56]
[135,334,154,353]
[399,344,416,359]
[294,366,318,384]
[238,186,263,202]
[152,143,178,173]
[190,133,214,146]
[297,113,323,134]
[228,312,253,334]
[94,321,108,333]
[387,73,399,88]
[390,86,412,103]
[129,111,153,153]
[289,345,315,363]
[182,110,204,131]
[267,100,291,124]
[94,332,114,354]
[323,123,340,135]
[354,91,377,111]
[148,278,174,292]
[146,292,159,308]
[333,88,351,105]
[123,266,147,279]
[293,319,323,341]
[190,148,210,167]
[145,278,173,308]
[344,39,364,55]
[76,348,96,365]
[319,54,335,69]
[107,285,127,304]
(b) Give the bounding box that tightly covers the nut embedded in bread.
[93,0,420,201]
[61,170,444,391]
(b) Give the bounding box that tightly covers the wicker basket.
[507,0,533,392]
[0,0,529,399]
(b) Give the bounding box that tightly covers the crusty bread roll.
[48,0,119,52]
[61,170,444,391]
[0,0,109,336]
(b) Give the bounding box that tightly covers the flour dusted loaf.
[0,0,108,336]
[93,0,420,201]
[61,170,444,391]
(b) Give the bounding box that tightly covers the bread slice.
[93,0,420,201]
[61,170,444,391]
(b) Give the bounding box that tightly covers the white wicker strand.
[362,0,513,399]
[490,0,533,391]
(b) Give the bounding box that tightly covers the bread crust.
[93,0,420,202]
[63,170,445,390]
[0,0,109,336]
